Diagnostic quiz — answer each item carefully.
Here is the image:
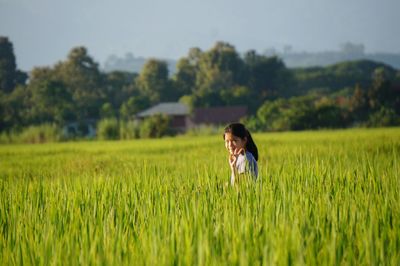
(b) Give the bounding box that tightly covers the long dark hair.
[223,123,258,161]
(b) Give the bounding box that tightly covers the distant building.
[136,102,190,132]
[191,106,247,126]
[136,102,248,132]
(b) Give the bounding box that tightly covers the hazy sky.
[1,0,399,71]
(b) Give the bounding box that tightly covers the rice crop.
[0,128,399,265]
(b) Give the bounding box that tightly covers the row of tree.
[244,64,400,130]
[0,36,399,135]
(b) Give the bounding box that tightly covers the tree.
[368,107,399,127]
[244,50,291,102]
[368,67,392,110]
[27,67,74,125]
[349,84,369,122]
[291,60,397,95]
[195,42,245,105]
[97,118,120,140]
[220,85,252,106]
[173,47,202,97]
[104,71,138,110]
[136,59,172,103]
[0,37,19,93]
[54,46,104,120]
[256,96,319,131]
[173,57,197,97]
[314,100,347,128]
[0,86,29,131]
[119,95,150,120]
[100,103,116,119]
[139,114,171,138]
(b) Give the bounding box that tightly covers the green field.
[0,128,399,265]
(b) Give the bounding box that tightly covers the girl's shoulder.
[245,151,256,163]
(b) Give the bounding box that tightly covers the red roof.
[192,106,247,125]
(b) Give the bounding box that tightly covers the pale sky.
[1,0,399,71]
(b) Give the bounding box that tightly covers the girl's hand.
[229,148,244,169]
[229,153,237,169]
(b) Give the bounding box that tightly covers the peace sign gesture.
[229,148,245,170]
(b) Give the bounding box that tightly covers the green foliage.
[220,85,252,106]
[0,86,28,131]
[368,107,400,127]
[244,50,292,101]
[0,129,399,265]
[0,37,17,93]
[175,44,293,111]
[18,124,62,143]
[239,116,262,133]
[292,60,397,95]
[0,131,12,143]
[249,64,400,131]
[4,123,62,143]
[195,42,245,99]
[27,70,74,124]
[314,103,347,128]
[174,47,202,96]
[256,97,313,131]
[173,57,197,96]
[139,114,171,138]
[119,95,150,120]
[97,118,120,140]
[136,59,172,103]
[100,103,115,119]
[178,95,195,112]
[1,39,399,133]
[119,120,139,140]
[54,46,104,120]
[254,95,348,131]
[368,67,394,110]
[104,71,138,108]
[349,84,368,121]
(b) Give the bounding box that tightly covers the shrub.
[0,131,12,144]
[17,124,62,143]
[97,118,120,140]
[120,120,139,140]
[367,107,400,127]
[139,114,171,138]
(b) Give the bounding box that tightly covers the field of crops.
[0,128,399,265]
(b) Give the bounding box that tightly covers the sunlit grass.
[0,128,399,265]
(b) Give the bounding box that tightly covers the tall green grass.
[0,128,399,265]
[0,124,62,144]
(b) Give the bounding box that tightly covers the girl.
[223,123,258,186]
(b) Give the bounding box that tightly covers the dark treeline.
[1,36,400,139]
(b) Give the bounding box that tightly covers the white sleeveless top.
[231,151,258,185]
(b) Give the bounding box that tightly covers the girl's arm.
[229,153,237,186]
[229,148,244,186]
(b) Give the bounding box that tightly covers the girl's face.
[224,132,246,154]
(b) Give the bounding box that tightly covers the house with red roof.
[136,102,247,132]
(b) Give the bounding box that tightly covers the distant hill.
[271,43,400,69]
[291,59,398,95]
[102,53,177,74]
[279,52,400,69]
[102,47,400,77]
